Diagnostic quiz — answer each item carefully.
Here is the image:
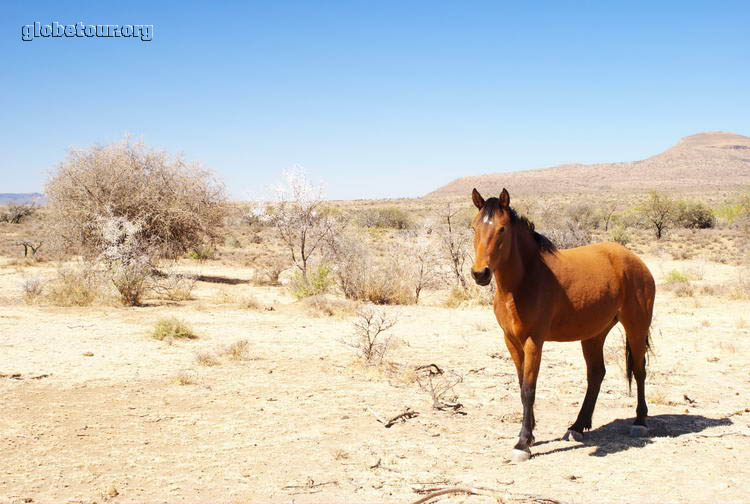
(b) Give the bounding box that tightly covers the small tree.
[437,203,470,290]
[261,167,344,283]
[639,192,677,239]
[0,203,36,224]
[408,228,441,303]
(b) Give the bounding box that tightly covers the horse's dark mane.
[481,197,557,254]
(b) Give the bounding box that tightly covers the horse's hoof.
[563,429,583,442]
[630,425,649,437]
[511,448,531,463]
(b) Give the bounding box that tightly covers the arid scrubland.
[1,140,750,503]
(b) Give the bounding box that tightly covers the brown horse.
[470,188,655,462]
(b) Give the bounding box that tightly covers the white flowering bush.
[97,215,153,306]
[263,167,345,283]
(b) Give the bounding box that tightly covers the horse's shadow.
[533,414,733,458]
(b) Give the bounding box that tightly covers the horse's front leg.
[513,337,543,462]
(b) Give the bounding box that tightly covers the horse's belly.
[547,293,620,342]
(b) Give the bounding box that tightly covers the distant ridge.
[426,131,750,197]
[0,193,45,204]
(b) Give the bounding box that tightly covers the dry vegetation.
[1,148,750,502]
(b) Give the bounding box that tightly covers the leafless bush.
[416,364,464,411]
[328,231,417,304]
[150,270,197,301]
[408,228,442,303]
[45,135,227,259]
[21,277,44,304]
[0,203,36,224]
[436,204,471,290]
[542,219,592,249]
[252,256,288,286]
[344,307,398,364]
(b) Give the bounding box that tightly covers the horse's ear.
[499,188,510,208]
[472,188,485,209]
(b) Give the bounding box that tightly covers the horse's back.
[544,242,654,340]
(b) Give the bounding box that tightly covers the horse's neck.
[494,228,539,293]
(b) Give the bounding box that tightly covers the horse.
[469,188,655,462]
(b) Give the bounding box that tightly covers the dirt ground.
[1,255,749,504]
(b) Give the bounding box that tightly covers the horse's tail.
[626,328,652,393]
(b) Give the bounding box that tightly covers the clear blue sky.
[2,1,748,200]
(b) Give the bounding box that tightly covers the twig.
[415,364,443,375]
[409,487,497,504]
[695,431,750,438]
[370,407,419,428]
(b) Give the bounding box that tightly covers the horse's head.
[470,187,513,286]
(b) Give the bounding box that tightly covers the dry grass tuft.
[173,370,198,385]
[303,294,357,317]
[223,339,251,361]
[45,262,108,306]
[195,351,221,367]
[151,317,198,342]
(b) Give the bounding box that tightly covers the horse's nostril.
[472,268,491,284]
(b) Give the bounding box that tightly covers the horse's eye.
[499,226,505,233]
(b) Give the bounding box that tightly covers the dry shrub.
[150,270,197,301]
[327,230,421,305]
[21,277,44,304]
[303,294,357,317]
[195,351,220,367]
[173,371,197,385]
[45,135,227,259]
[252,257,288,286]
[541,220,592,249]
[344,307,397,364]
[151,317,198,342]
[45,261,107,306]
[416,364,464,411]
[223,339,251,360]
[238,294,262,310]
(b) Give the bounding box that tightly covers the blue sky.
[2,1,748,200]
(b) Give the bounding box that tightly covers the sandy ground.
[1,256,749,504]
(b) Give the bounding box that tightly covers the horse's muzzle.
[472,267,491,286]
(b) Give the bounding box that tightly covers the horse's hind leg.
[565,331,608,441]
[619,309,651,435]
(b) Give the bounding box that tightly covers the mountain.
[0,193,45,204]
[426,131,750,197]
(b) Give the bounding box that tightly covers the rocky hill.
[427,131,750,197]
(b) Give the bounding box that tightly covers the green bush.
[609,224,631,246]
[186,245,216,260]
[358,206,415,230]
[676,201,715,229]
[290,263,334,299]
[664,270,690,284]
